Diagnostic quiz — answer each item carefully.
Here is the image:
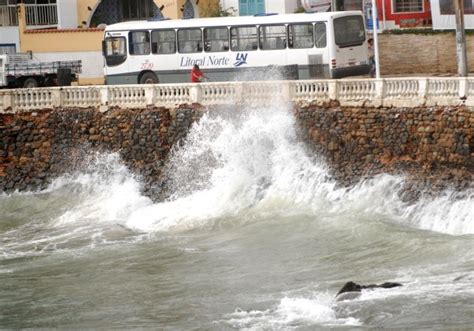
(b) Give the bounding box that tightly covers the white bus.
[102,11,370,85]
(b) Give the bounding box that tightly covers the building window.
[335,0,363,11]
[239,0,265,16]
[0,44,16,54]
[122,0,154,20]
[393,0,423,13]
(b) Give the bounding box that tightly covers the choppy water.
[1,104,473,329]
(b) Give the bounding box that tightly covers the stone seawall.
[0,107,202,198]
[1,105,473,199]
[294,104,473,195]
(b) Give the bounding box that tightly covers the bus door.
[103,31,129,85]
[128,30,157,84]
[151,29,179,83]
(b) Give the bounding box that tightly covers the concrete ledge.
[2,77,474,113]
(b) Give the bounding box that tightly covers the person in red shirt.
[190,64,207,83]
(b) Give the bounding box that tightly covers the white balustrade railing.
[200,82,239,105]
[12,88,54,110]
[62,86,101,108]
[108,86,147,108]
[337,80,377,105]
[1,77,474,113]
[293,80,329,103]
[156,84,191,106]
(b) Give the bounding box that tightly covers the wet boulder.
[336,281,402,301]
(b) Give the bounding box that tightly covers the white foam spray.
[125,103,473,236]
[0,152,150,259]
[222,293,361,329]
[2,102,472,241]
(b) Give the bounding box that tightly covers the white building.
[220,0,301,16]
[0,0,78,53]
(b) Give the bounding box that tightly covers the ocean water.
[0,103,473,329]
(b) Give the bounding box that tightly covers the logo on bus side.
[179,53,249,68]
[233,53,248,67]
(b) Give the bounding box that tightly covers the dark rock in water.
[336,281,402,300]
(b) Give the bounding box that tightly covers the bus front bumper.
[331,64,371,79]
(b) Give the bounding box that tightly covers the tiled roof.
[25,28,104,34]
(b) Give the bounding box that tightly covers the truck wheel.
[139,72,158,84]
[23,77,38,88]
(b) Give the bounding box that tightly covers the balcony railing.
[0,4,57,27]
[0,6,17,26]
[25,4,57,26]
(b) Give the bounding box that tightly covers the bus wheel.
[139,72,158,84]
[23,77,38,88]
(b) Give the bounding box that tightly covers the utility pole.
[454,0,468,76]
[371,0,380,78]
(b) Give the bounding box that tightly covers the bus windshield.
[104,37,127,66]
[333,15,365,48]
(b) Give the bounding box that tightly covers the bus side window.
[178,28,203,53]
[129,31,150,55]
[315,22,327,48]
[230,26,258,52]
[204,27,229,52]
[288,23,314,49]
[259,24,286,50]
[152,30,176,54]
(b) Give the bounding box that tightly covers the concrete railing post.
[280,81,294,103]
[458,77,468,100]
[99,86,109,112]
[189,85,202,104]
[51,88,62,107]
[2,92,13,111]
[418,78,428,106]
[234,83,244,104]
[145,85,155,106]
[328,80,338,100]
[374,79,384,107]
